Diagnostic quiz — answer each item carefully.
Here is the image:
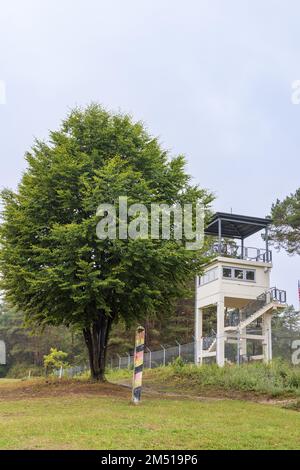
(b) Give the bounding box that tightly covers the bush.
[6,363,43,379]
[43,348,69,375]
[0,365,8,378]
[171,357,185,372]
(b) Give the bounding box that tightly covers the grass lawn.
[0,380,300,449]
[0,379,20,385]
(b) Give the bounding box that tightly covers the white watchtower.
[195,212,287,366]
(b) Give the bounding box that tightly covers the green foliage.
[107,297,195,358]
[269,188,300,255]
[0,302,86,376]
[171,356,185,372]
[272,305,300,361]
[43,348,69,372]
[6,363,43,379]
[160,361,300,396]
[109,360,300,397]
[0,104,213,377]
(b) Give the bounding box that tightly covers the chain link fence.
[54,329,300,377]
[109,341,195,370]
[108,330,300,370]
[53,364,89,378]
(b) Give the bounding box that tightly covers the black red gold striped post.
[132,326,145,405]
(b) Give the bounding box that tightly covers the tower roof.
[205,212,272,239]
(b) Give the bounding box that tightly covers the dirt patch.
[0,378,131,401]
[1,377,298,409]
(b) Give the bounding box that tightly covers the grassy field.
[0,377,300,450]
[0,379,20,385]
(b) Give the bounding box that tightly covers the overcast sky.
[0,0,299,306]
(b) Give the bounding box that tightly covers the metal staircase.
[207,338,217,353]
[224,287,287,333]
[201,335,217,358]
[200,287,286,362]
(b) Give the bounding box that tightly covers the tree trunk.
[83,312,112,382]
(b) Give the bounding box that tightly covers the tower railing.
[225,287,287,327]
[209,242,272,263]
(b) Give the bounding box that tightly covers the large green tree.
[0,104,212,381]
[269,189,300,255]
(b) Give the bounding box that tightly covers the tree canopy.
[269,188,300,255]
[0,104,213,380]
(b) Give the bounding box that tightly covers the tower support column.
[216,295,225,367]
[195,308,203,365]
[240,310,247,359]
[240,333,247,358]
[194,276,203,365]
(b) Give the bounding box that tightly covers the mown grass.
[107,360,300,398]
[1,368,300,450]
[0,378,21,385]
[1,394,300,449]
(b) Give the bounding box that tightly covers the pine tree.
[272,305,300,360]
[269,188,300,255]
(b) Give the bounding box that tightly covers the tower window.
[234,269,243,279]
[246,270,255,281]
[223,267,232,278]
[199,267,219,286]
[222,266,256,282]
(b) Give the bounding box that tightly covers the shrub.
[43,348,69,375]
[171,357,185,372]
[6,363,43,379]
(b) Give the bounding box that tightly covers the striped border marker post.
[132,326,145,405]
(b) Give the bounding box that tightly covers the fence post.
[176,340,181,358]
[28,369,31,380]
[59,365,63,379]
[132,326,145,405]
[200,338,203,366]
[127,353,131,369]
[117,354,121,370]
[237,329,241,366]
[160,345,166,367]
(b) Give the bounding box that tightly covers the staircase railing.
[202,336,216,351]
[225,287,287,327]
[225,308,240,327]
